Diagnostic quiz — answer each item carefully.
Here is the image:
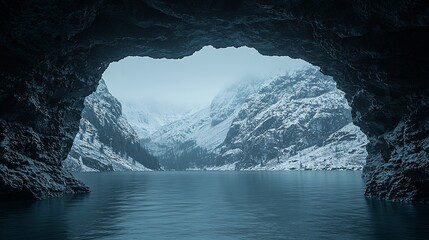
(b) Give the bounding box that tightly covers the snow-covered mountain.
[145,67,367,170]
[63,79,160,172]
[145,78,265,169]
[218,67,368,169]
[121,100,198,139]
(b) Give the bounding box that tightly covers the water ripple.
[1,171,428,240]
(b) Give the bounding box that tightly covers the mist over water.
[1,171,428,240]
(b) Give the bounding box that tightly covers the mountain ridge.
[63,79,160,172]
[144,67,367,170]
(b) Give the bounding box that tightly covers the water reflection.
[1,171,428,240]
[1,197,74,239]
[215,171,370,239]
[365,199,429,239]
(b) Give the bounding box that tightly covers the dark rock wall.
[0,1,428,201]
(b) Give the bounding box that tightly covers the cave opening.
[1,1,429,238]
[1,0,428,205]
[63,46,368,172]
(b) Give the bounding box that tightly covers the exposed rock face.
[218,67,367,170]
[147,67,367,170]
[0,1,428,201]
[63,79,160,172]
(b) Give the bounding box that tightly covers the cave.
[0,1,428,202]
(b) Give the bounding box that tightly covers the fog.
[103,46,309,107]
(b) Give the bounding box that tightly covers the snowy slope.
[63,79,160,172]
[145,78,265,169]
[218,67,368,169]
[238,123,367,170]
[147,107,234,154]
[210,77,267,126]
[145,67,367,170]
[63,118,151,172]
[121,100,198,138]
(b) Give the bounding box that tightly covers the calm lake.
[1,171,428,240]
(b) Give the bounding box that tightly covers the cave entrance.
[64,46,367,172]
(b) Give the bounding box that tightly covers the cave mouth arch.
[0,1,428,201]
[103,45,310,109]
[65,45,367,172]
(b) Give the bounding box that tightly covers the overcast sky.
[103,46,309,107]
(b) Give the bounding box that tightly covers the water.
[1,171,429,240]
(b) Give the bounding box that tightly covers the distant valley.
[126,67,368,171]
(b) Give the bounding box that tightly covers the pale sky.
[103,46,309,107]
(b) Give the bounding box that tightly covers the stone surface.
[217,67,368,170]
[63,79,160,172]
[0,1,428,201]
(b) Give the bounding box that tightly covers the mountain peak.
[96,78,109,93]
